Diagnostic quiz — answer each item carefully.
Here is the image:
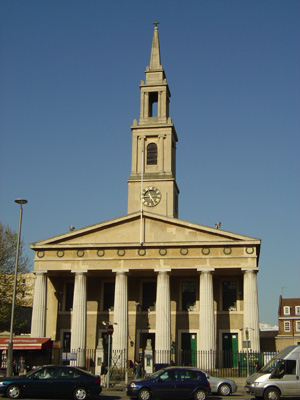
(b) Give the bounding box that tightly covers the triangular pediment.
[31,212,260,249]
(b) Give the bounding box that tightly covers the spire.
[150,20,162,70]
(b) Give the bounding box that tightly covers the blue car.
[126,366,210,400]
[0,365,101,400]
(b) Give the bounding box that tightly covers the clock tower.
[128,23,179,218]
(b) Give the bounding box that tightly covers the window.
[149,92,158,117]
[284,321,290,332]
[180,369,198,381]
[283,306,290,315]
[295,306,300,315]
[65,282,74,311]
[182,282,196,311]
[296,321,300,332]
[222,281,237,311]
[142,282,156,311]
[159,370,178,382]
[103,282,114,311]
[147,143,157,165]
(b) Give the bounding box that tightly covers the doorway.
[222,332,238,368]
[181,333,197,367]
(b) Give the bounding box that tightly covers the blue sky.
[1,0,299,326]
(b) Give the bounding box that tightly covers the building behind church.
[29,25,261,370]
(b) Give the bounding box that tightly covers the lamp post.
[6,199,28,377]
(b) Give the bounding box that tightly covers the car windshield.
[146,369,166,379]
[260,359,281,373]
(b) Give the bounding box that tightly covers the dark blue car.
[0,365,101,400]
[126,366,210,400]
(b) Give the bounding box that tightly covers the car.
[126,366,210,400]
[0,365,102,400]
[205,374,237,396]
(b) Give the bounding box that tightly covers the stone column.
[243,269,260,351]
[198,268,215,369]
[139,135,146,174]
[31,271,47,337]
[70,271,87,367]
[155,270,171,364]
[112,271,128,367]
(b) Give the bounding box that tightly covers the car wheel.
[138,388,151,400]
[194,389,207,400]
[6,385,21,399]
[73,387,88,400]
[264,387,280,400]
[218,383,231,396]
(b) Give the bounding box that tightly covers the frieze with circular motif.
[223,247,232,255]
[57,250,64,258]
[117,249,125,256]
[138,248,146,256]
[37,251,45,258]
[201,248,210,255]
[97,249,105,257]
[246,247,255,254]
[159,248,167,256]
[180,248,189,256]
[77,250,85,258]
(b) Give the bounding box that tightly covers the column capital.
[242,268,258,273]
[33,270,47,276]
[71,270,88,275]
[112,269,129,274]
[197,268,215,273]
[154,269,171,274]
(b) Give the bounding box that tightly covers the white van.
[245,345,300,400]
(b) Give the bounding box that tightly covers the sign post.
[104,323,115,388]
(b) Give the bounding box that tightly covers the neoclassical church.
[30,25,261,369]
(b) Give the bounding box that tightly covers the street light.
[6,199,28,377]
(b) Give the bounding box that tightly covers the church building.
[30,25,261,370]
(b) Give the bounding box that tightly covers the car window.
[159,370,178,382]
[33,367,56,379]
[180,370,198,381]
[57,368,81,378]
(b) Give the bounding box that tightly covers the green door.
[222,333,238,368]
[181,333,197,367]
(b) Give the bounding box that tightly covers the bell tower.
[128,23,179,218]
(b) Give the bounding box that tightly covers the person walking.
[100,362,107,388]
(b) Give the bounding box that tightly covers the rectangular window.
[284,321,290,332]
[296,321,300,332]
[103,282,115,311]
[295,306,300,315]
[222,281,237,311]
[283,306,290,315]
[65,282,74,311]
[182,282,196,311]
[142,282,156,311]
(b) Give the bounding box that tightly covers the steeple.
[127,24,179,218]
[149,21,162,70]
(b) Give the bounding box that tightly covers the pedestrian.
[254,361,260,372]
[12,360,18,376]
[133,360,142,380]
[100,362,107,388]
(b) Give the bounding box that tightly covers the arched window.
[147,143,157,165]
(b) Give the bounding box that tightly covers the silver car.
[206,374,237,396]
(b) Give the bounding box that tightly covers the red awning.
[0,337,51,350]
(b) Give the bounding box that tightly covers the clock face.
[142,186,161,207]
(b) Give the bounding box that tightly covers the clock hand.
[148,192,154,202]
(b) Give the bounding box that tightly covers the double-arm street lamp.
[6,199,28,377]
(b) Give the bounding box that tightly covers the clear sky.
[1,0,299,326]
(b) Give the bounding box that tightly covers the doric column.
[198,268,215,368]
[155,270,171,364]
[31,271,47,337]
[243,269,260,351]
[112,271,128,367]
[70,271,87,367]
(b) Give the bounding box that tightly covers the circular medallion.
[57,250,64,258]
[159,248,167,256]
[97,249,105,257]
[117,249,125,256]
[246,247,254,254]
[180,248,189,255]
[77,250,85,258]
[223,247,232,255]
[37,251,45,258]
[138,248,146,256]
[201,248,210,255]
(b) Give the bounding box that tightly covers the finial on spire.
[153,19,160,28]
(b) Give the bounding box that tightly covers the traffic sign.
[107,324,114,335]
